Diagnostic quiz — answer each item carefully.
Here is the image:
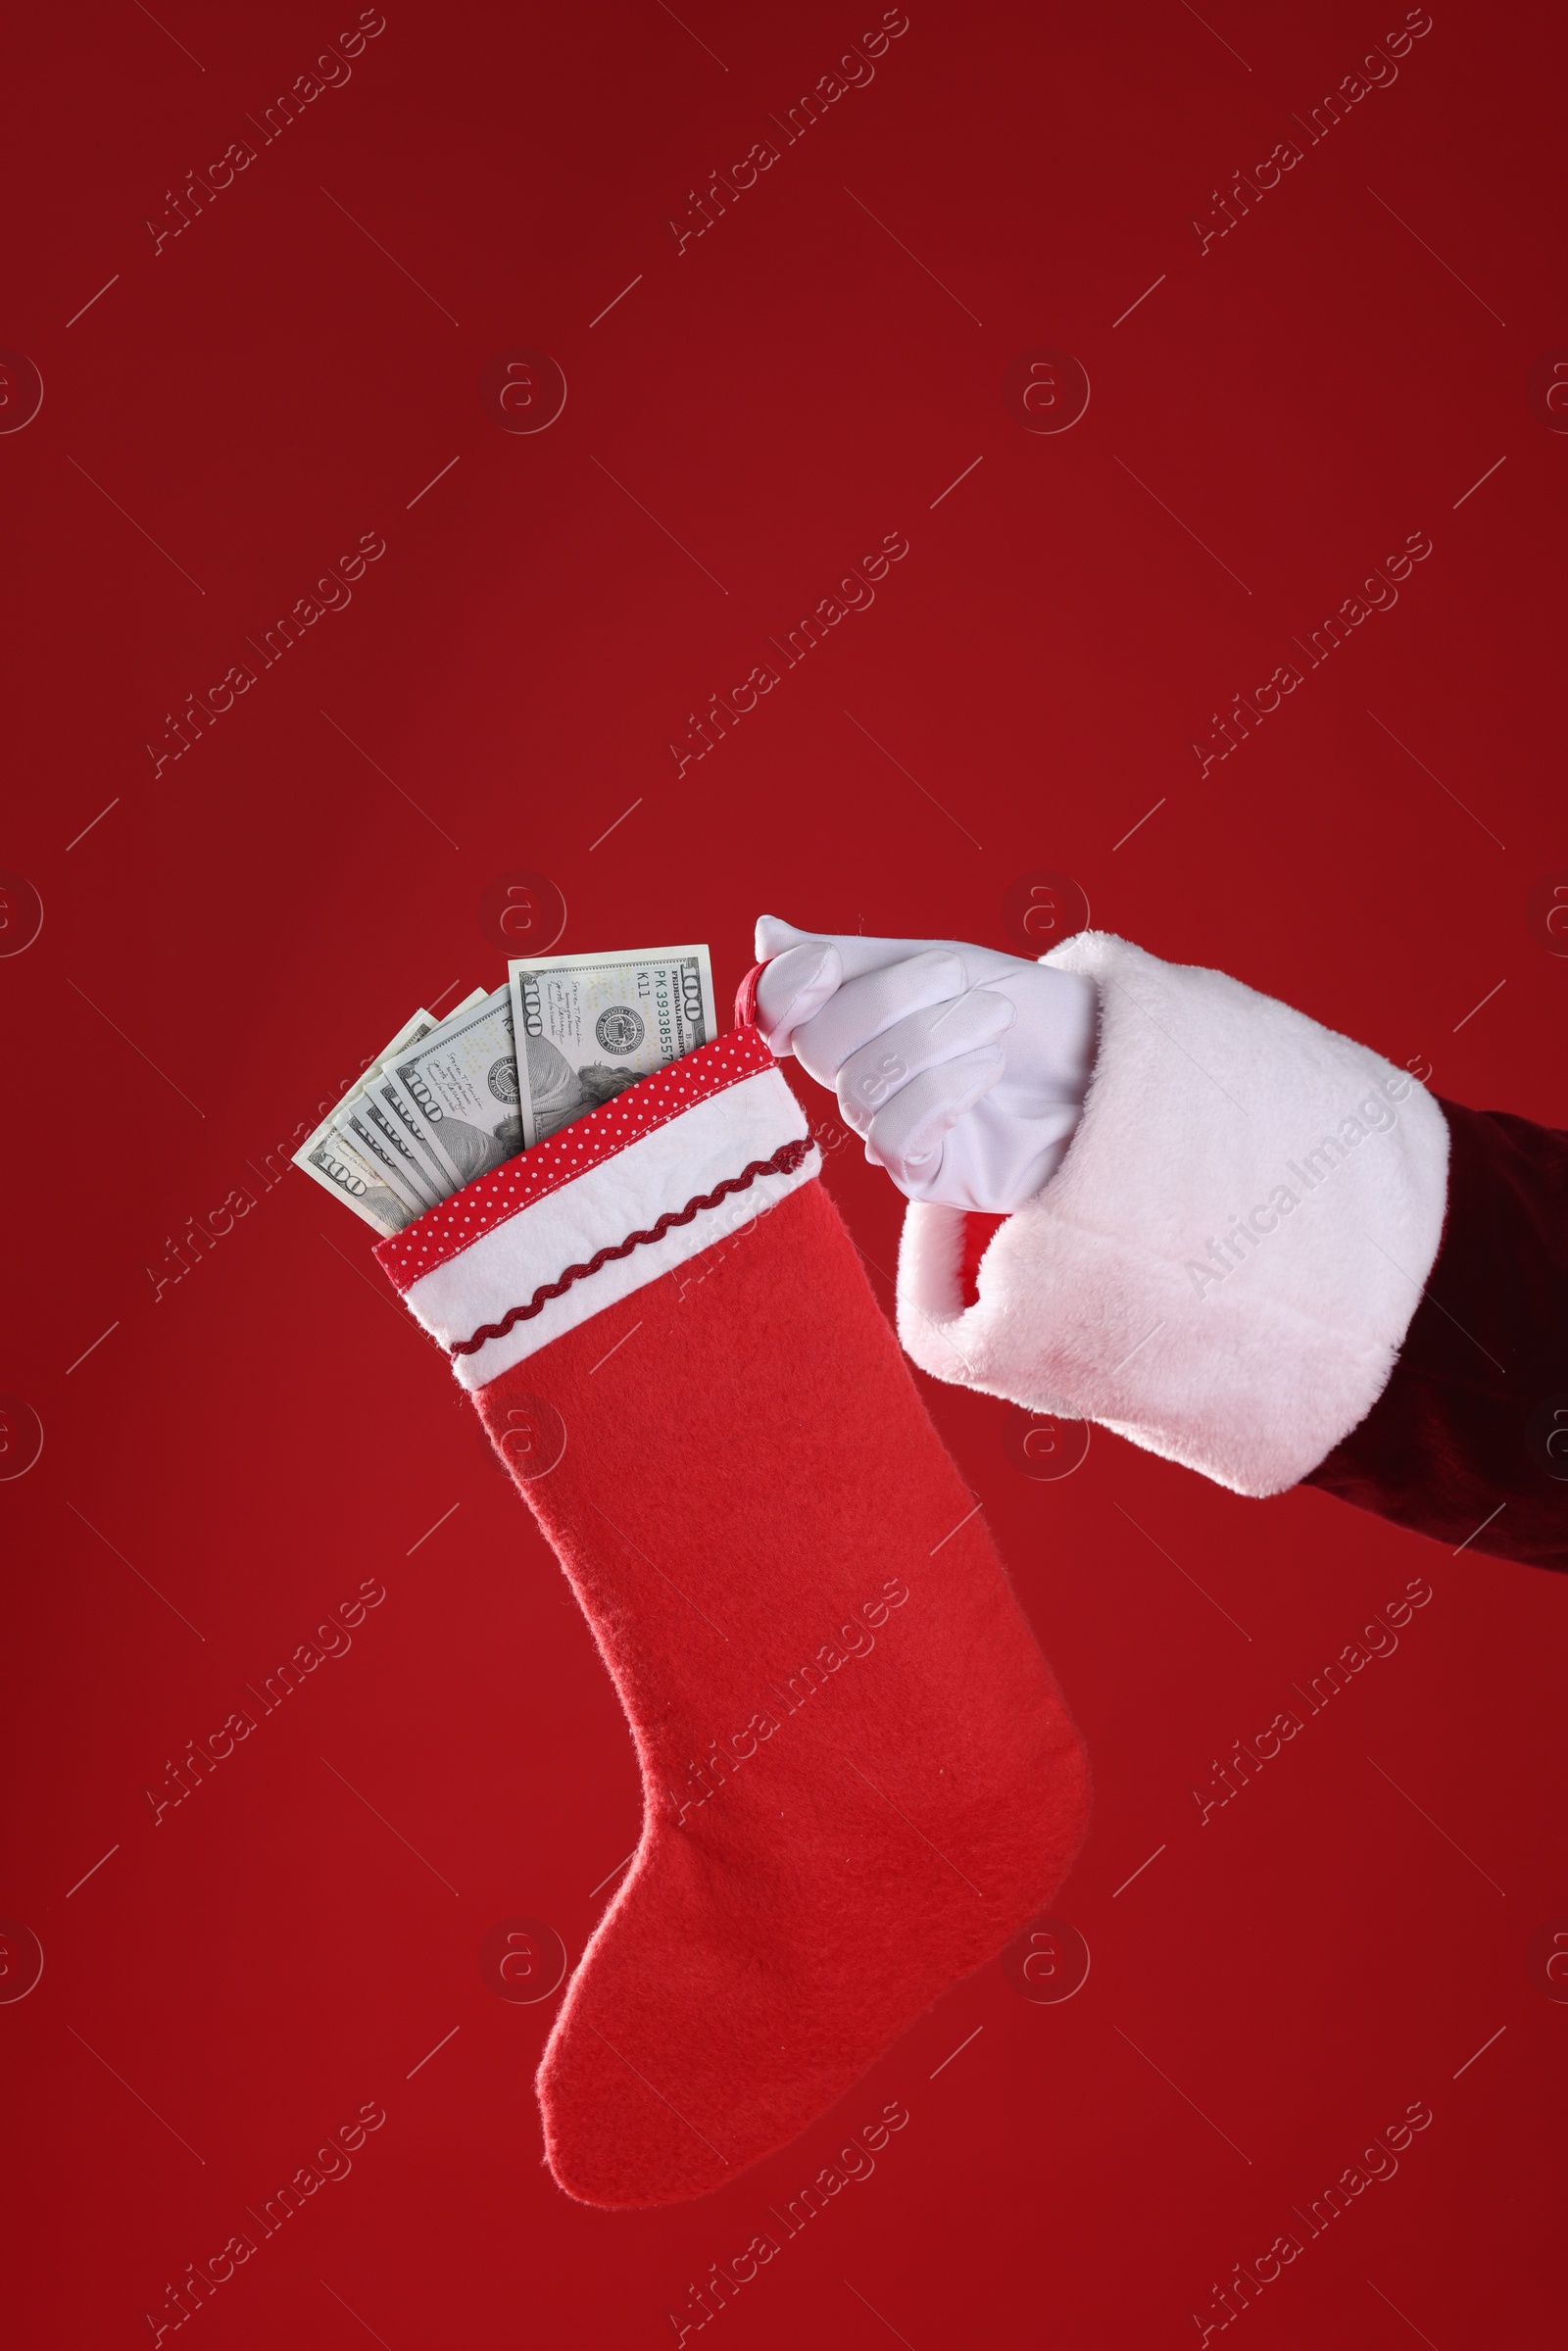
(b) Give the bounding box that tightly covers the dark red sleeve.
[1303,1098,1568,1570]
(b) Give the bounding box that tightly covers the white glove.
[754,916,1099,1213]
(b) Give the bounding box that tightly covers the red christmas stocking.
[376,1011,1090,2208]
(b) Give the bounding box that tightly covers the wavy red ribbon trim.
[448,1135,814,1357]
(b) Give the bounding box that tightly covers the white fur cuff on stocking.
[897,933,1451,1497]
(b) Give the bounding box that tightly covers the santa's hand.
[754,917,1098,1213]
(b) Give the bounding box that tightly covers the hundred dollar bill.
[363,1078,445,1197]
[332,1009,446,1213]
[292,999,488,1231]
[509,945,715,1148]
[333,1097,437,1215]
[292,1110,410,1234]
[382,984,525,1190]
[368,990,490,1196]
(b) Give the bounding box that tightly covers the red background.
[3,1,1566,2343]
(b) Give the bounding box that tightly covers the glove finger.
[835,988,1015,1138]
[756,914,823,963]
[754,941,842,1055]
[757,915,942,991]
[790,950,967,1090]
[756,913,1023,987]
[861,1047,1007,1187]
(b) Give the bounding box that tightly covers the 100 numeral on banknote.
[509,948,716,1148]
[293,948,717,1232]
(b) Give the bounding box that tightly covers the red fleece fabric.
[473,1173,1091,2207]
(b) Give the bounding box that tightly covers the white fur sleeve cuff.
[896,933,1450,1497]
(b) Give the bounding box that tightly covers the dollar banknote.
[382,984,526,1189]
[509,945,716,1147]
[329,1008,451,1213]
[367,992,488,1193]
[293,1109,410,1233]
[332,1008,449,1210]
[333,1097,438,1214]
[297,956,717,1231]
[293,998,485,1233]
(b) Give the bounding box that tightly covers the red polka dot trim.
[373,1023,776,1291]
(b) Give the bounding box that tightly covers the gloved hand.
[754,916,1099,1213]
